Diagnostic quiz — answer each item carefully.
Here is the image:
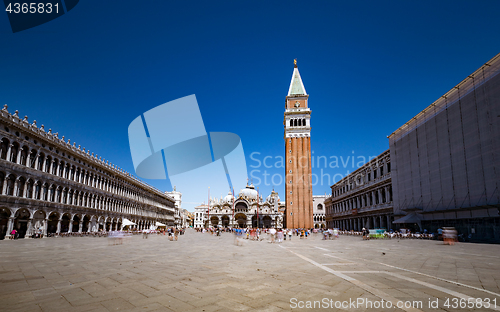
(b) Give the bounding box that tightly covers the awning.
[156,221,167,227]
[122,218,136,226]
[393,212,422,224]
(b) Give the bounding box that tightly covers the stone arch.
[32,209,46,235]
[0,171,5,195]
[82,215,90,232]
[262,216,272,228]
[60,213,71,233]
[13,208,30,238]
[71,214,80,232]
[0,207,12,240]
[221,215,229,227]
[47,211,59,234]
[0,138,9,160]
[37,152,45,170]
[28,148,37,168]
[25,178,35,199]
[9,142,19,163]
[235,213,247,228]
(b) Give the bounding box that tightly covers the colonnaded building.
[326,52,500,242]
[193,183,284,228]
[0,105,176,239]
[325,150,392,231]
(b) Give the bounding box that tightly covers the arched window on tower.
[289,119,293,127]
[303,119,306,126]
[294,119,297,127]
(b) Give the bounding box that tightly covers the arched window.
[26,179,34,198]
[10,143,19,163]
[5,175,15,195]
[289,119,293,127]
[42,184,48,201]
[49,186,55,202]
[0,138,9,160]
[294,119,297,127]
[16,177,25,197]
[19,147,28,166]
[34,182,41,200]
[303,119,306,126]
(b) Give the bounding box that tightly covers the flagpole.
[207,186,210,229]
[232,187,235,228]
[257,187,259,229]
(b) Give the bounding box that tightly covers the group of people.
[197,227,341,245]
[141,227,184,241]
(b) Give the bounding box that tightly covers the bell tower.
[284,59,313,229]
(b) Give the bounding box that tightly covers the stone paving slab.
[1,231,500,311]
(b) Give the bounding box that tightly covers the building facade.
[325,150,393,231]
[193,184,285,228]
[389,53,500,241]
[165,186,182,228]
[284,60,313,229]
[312,195,326,228]
[0,106,176,239]
[193,204,208,228]
[181,209,192,228]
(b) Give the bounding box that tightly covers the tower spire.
[287,60,307,96]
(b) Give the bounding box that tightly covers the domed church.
[205,183,285,228]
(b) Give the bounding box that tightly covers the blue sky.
[1,1,499,211]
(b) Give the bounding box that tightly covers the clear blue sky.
[1,1,499,211]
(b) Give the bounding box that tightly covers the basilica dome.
[223,191,234,203]
[239,184,258,200]
[266,190,280,203]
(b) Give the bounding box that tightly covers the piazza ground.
[1,231,500,312]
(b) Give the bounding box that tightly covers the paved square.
[1,231,500,311]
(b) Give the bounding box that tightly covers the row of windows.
[0,135,172,210]
[332,161,391,197]
[0,172,170,218]
[289,118,307,127]
[327,186,392,215]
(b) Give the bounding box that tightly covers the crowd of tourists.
[195,226,460,245]
[196,227,343,244]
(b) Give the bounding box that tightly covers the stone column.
[387,215,391,230]
[49,160,55,175]
[43,218,49,236]
[2,177,8,195]
[68,217,73,233]
[13,180,19,196]
[56,217,61,234]
[33,154,39,169]
[25,218,33,238]
[78,221,83,233]
[5,217,14,239]
[15,148,21,164]
[6,144,12,162]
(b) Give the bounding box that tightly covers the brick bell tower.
[284,59,313,229]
